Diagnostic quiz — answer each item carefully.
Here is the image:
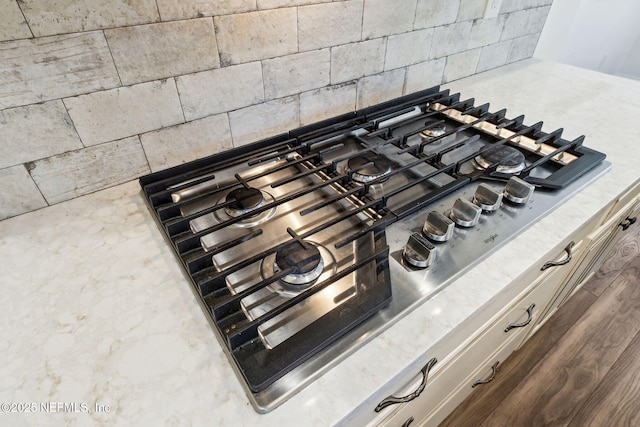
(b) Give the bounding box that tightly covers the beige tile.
[362,0,417,39]
[468,16,506,49]
[105,19,219,85]
[356,69,405,109]
[263,50,330,99]
[501,6,550,41]
[176,62,264,121]
[443,48,481,82]
[385,29,433,70]
[0,101,83,169]
[0,165,47,220]
[258,0,325,8]
[300,83,356,125]
[430,21,473,59]
[330,38,386,84]
[214,9,297,65]
[229,96,299,146]
[0,31,120,110]
[156,0,256,20]
[507,34,540,63]
[19,0,159,37]
[405,58,446,94]
[0,0,32,41]
[28,136,150,204]
[298,1,363,51]
[458,0,485,21]
[414,0,460,29]
[477,40,511,72]
[64,80,184,146]
[140,114,233,172]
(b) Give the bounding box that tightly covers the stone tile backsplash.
[0,0,553,220]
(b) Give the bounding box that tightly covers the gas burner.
[275,242,324,286]
[213,187,277,227]
[225,187,264,216]
[261,242,337,297]
[474,145,526,174]
[419,121,447,141]
[347,155,392,184]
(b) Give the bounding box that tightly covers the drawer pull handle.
[401,416,414,427]
[374,358,438,412]
[472,361,500,388]
[620,216,637,231]
[505,303,535,332]
[541,241,575,271]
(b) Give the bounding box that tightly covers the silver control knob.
[504,176,535,204]
[449,198,482,228]
[403,233,435,269]
[423,211,455,242]
[473,184,503,212]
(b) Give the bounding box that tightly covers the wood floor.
[440,219,640,427]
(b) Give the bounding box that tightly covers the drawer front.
[374,268,564,426]
[387,323,530,427]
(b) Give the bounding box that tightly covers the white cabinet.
[371,240,582,427]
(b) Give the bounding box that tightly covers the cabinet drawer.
[374,266,564,426]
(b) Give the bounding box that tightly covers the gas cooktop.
[139,86,609,412]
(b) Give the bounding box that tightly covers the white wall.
[535,0,640,79]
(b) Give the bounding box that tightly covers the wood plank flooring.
[440,219,640,427]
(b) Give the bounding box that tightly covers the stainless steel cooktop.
[139,86,609,412]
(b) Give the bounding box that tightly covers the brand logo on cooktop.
[484,233,498,244]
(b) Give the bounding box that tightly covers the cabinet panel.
[552,198,640,310]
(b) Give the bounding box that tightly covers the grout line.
[102,29,123,87]
[14,0,35,39]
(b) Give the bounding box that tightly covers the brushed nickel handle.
[505,303,535,332]
[374,358,438,412]
[620,216,637,231]
[401,416,414,427]
[472,361,499,388]
[541,241,575,271]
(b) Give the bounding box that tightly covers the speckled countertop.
[1,59,639,426]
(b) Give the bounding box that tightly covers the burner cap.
[347,155,392,184]
[275,243,324,285]
[225,187,263,211]
[474,145,525,174]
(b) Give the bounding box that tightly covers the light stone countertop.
[1,59,639,426]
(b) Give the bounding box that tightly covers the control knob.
[504,176,535,204]
[403,233,435,269]
[449,198,482,227]
[423,211,455,242]
[473,183,503,212]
